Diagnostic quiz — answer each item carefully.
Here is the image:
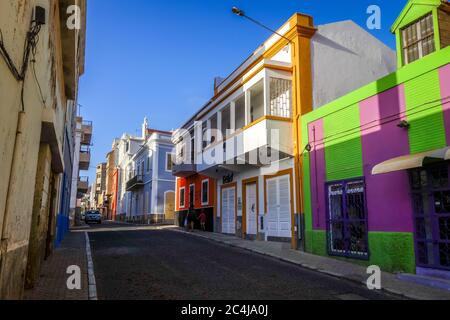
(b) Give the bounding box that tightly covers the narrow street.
[87,223,397,300]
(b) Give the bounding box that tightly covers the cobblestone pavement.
[88,223,398,300]
[24,230,89,300]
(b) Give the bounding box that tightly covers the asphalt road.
[87,222,398,300]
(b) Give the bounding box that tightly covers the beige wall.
[0,0,86,299]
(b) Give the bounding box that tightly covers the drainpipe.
[1,111,26,252]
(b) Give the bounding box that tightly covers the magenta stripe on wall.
[308,119,326,230]
[360,85,414,233]
[439,64,450,144]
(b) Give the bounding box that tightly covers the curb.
[84,232,98,300]
[170,229,417,300]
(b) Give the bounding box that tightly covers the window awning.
[372,147,450,175]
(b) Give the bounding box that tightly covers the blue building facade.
[126,129,176,223]
[55,101,77,247]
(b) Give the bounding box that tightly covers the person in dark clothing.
[186,205,195,232]
[198,210,207,232]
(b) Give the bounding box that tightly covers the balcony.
[77,176,89,196]
[197,116,293,178]
[79,146,91,171]
[81,120,93,146]
[126,174,144,191]
[199,72,293,177]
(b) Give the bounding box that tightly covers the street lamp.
[231,6,293,44]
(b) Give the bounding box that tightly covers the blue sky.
[79,0,407,180]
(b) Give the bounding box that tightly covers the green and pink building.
[302,0,450,275]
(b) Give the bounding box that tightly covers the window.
[201,179,209,205]
[210,114,218,144]
[270,78,292,118]
[147,155,151,173]
[235,95,246,130]
[166,153,174,172]
[401,13,435,65]
[179,187,186,208]
[189,184,195,209]
[327,180,368,259]
[190,129,195,163]
[202,122,208,150]
[221,105,231,138]
[249,81,264,123]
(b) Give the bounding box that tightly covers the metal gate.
[410,162,450,271]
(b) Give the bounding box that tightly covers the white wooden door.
[246,183,257,235]
[222,187,236,234]
[266,175,292,238]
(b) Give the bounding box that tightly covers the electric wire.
[0,18,43,112]
[306,96,450,149]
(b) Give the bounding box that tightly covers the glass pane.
[330,222,345,253]
[439,217,450,240]
[421,35,435,56]
[435,191,450,213]
[439,243,450,267]
[221,105,231,138]
[250,81,264,123]
[430,165,449,189]
[417,241,429,265]
[328,184,343,220]
[346,181,366,220]
[348,222,368,255]
[235,95,245,130]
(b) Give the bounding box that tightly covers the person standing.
[198,210,207,232]
[186,205,195,232]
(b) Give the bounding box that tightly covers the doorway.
[410,163,450,271]
[243,178,259,239]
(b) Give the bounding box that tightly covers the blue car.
[85,211,102,224]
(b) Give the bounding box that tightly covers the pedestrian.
[198,210,207,232]
[186,205,195,232]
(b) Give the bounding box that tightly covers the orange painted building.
[175,174,216,230]
[110,168,119,221]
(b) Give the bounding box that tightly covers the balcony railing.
[81,121,93,145]
[197,115,293,177]
[77,176,89,195]
[79,146,91,171]
[126,174,144,191]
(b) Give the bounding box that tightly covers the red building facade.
[175,174,216,231]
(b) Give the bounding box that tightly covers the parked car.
[85,211,102,224]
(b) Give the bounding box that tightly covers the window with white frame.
[201,179,209,205]
[270,78,292,118]
[166,153,174,172]
[401,13,435,65]
[179,187,186,208]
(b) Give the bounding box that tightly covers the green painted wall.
[324,104,363,181]
[404,69,446,154]
[306,231,416,273]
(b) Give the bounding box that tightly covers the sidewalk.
[24,228,89,300]
[172,229,450,300]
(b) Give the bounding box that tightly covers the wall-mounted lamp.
[232,7,245,16]
[34,6,46,25]
[231,6,293,44]
[397,120,410,129]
